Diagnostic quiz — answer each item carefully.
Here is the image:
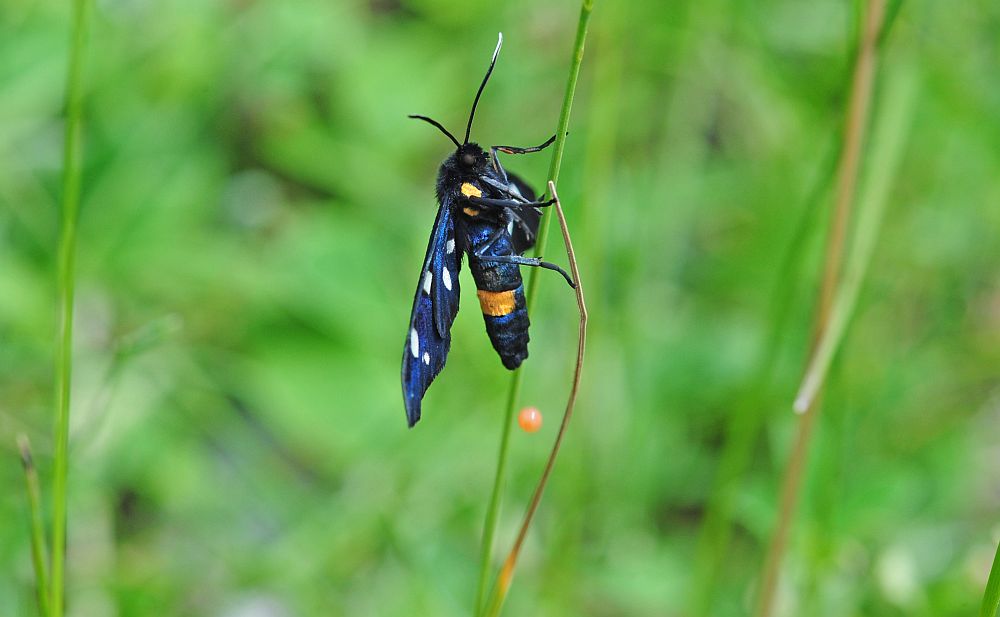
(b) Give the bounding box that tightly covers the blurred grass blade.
[982,538,1000,617]
[690,136,841,617]
[18,435,52,617]
[51,0,92,614]
[878,0,907,46]
[794,67,917,413]
[116,314,184,358]
[754,1,889,614]
[475,378,520,616]
[475,2,594,615]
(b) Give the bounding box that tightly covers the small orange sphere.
[518,407,543,433]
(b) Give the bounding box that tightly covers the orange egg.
[518,407,542,433]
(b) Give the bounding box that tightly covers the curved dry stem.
[482,182,588,617]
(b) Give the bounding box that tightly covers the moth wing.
[401,202,463,427]
[506,172,542,255]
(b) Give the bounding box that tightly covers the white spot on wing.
[507,220,514,236]
[422,352,430,365]
[410,328,419,358]
[422,271,432,294]
[446,238,455,254]
[442,266,452,290]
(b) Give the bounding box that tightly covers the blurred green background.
[3,0,1000,615]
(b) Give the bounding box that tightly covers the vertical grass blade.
[51,0,92,614]
[982,539,1000,617]
[475,377,522,615]
[689,138,841,617]
[794,68,916,414]
[474,2,594,614]
[18,435,52,617]
[753,1,888,615]
[535,0,595,251]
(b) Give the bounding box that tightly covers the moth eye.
[462,153,476,166]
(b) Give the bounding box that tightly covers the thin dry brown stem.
[816,1,885,333]
[482,182,588,617]
[753,1,887,616]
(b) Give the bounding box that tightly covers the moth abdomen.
[477,285,530,369]
[466,220,531,369]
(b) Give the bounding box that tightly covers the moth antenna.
[409,114,461,148]
[464,32,503,145]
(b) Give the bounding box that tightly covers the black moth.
[402,33,574,427]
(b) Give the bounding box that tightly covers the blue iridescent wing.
[402,201,463,427]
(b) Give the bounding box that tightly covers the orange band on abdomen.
[477,289,517,316]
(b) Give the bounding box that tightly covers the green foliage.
[2,0,1000,616]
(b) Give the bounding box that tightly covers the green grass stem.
[474,2,594,614]
[51,0,92,614]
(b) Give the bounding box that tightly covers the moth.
[402,33,573,427]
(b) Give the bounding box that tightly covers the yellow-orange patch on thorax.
[461,182,482,198]
[461,183,482,216]
[477,289,517,316]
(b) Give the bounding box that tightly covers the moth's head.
[457,143,488,170]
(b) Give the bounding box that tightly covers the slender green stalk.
[533,0,594,278]
[52,0,92,614]
[18,435,52,617]
[474,3,594,614]
[982,539,1000,617]
[475,375,523,615]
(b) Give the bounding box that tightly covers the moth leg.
[505,207,537,244]
[489,135,557,178]
[467,195,556,209]
[493,134,557,155]
[479,176,535,205]
[474,253,575,289]
[478,225,508,254]
[476,208,523,254]
[488,152,511,183]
